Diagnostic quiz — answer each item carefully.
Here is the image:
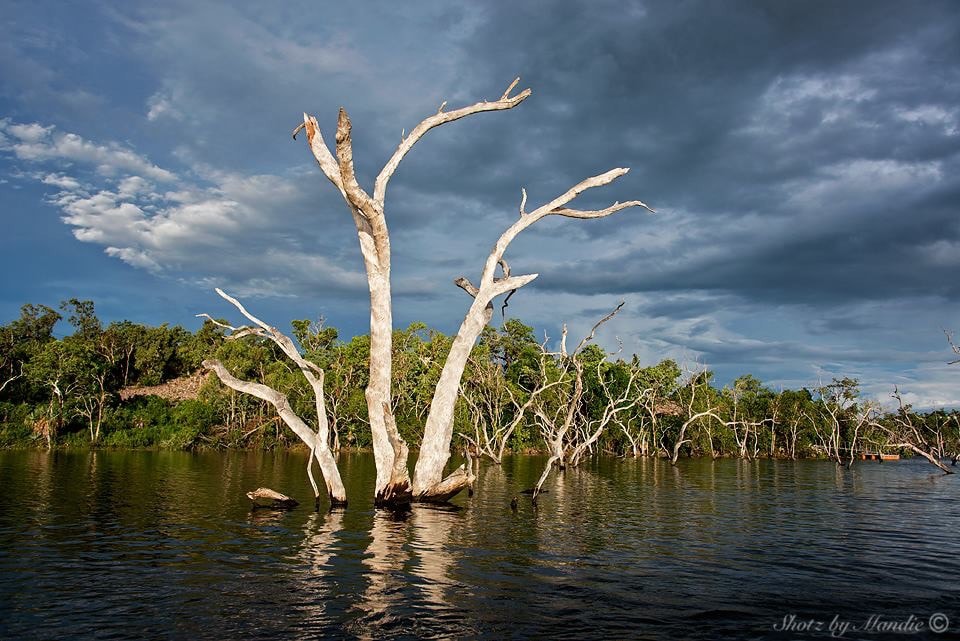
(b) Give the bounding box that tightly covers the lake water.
[0,450,957,640]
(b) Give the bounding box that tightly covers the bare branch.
[573,301,625,355]
[501,77,520,99]
[477,170,652,300]
[213,288,272,333]
[335,108,377,216]
[0,363,23,394]
[945,328,960,364]
[519,188,528,216]
[488,273,539,300]
[501,289,515,319]
[454,276,480,298]
[552,199,655,218]
[301,114,345,197]
[194,313,243,333]
[228,327,266,341]
[195,314,265,341]
[373,77,532,204]
[212,288,324,379]
[529,168,633,217]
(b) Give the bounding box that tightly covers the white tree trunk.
[204,359,347,503]
[296,78,650,504]
[200,289,347,504]
[412,177,649,499]
[413,300,492,497]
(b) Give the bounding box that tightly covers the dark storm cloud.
[402,0,960,311]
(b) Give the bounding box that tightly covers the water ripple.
[0,451,957,639]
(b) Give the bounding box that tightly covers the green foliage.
[98,397,214,449]
[2,298,958,464]
[178,319,226,372]
[0,402,36,447]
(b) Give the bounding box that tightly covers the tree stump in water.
[246,487,299,510]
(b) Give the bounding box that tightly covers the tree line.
[1,299,956,476]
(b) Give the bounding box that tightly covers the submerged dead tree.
[200,289,347,505]
[459,353,564,465]
[869,388,955,474]
[666,367,722,465]
[206,78,652,506]
[530,304,646,500]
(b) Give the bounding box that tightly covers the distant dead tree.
[810,378,867,467]
[459,353,563,465]
[204,78,652,506]
[199,290,347,505]
[529,304,647,499]
[868,387,955,474]
[618,361,683,458]
[665,366,723,465]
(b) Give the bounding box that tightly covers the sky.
[1,0,959,407]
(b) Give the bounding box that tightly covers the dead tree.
[845,402,876,468]
[529,304,631,499]
[617,395,649,458]
[292,78,650,505]
[567,354,644,467]
[787,413,803,460]
[623,378,683,458]
[665,367,722,465]
[810,379,862,466]
[458,353,563,465]
[724,385,760,460]
[200,289,347,505]
[868,388,955,474]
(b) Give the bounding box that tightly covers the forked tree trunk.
[296,79,650,505]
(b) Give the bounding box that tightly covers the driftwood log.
[247,487,299,510]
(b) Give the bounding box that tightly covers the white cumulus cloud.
[1,119,372,299]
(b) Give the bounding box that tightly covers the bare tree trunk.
[789,419,799,459]
[532,452,561,503]
[295,79,649,504]
[0,364,22,394]
[205,360,348,502]
[413,302,493,499]
[894,442,954,474]
[671,390,721,466]
[411,175,646,499]
[199,291,346,505]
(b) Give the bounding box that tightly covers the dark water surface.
[0,451,957,640]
